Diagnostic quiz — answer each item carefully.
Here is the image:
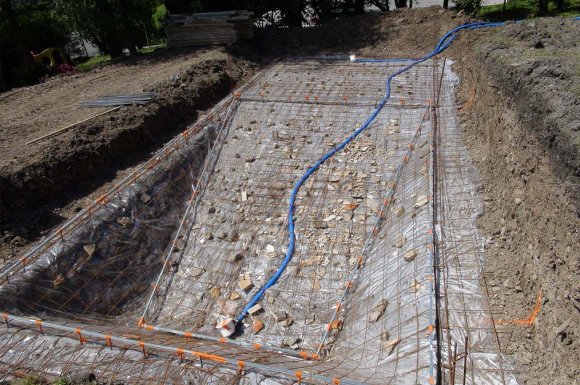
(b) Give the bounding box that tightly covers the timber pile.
[166,10,254,47]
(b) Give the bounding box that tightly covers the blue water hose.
[235,21,507,325]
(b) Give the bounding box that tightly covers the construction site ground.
[0,6,578,385]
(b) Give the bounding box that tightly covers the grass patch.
[479,0,580,20]
[138,43,166,54]
[76,54,111,72]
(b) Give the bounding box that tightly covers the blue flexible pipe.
[235,21,507,324]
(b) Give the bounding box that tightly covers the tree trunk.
[555,0,564,11]
[0,58,7,92]
[443,0,449,9]
[538,0,548,15]
[280,0,305,27]
[395,0,407,8]
[370,0,390,12]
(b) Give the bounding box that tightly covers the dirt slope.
[453,18,579,385]
[0,49,257,262]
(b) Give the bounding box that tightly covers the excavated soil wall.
[0,55,256,240]
[453,19,579,385]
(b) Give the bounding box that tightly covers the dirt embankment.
[0,49,257,262]
[453,18,579,385]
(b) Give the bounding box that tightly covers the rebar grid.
[0,58,515,385]
[434,64,518,385]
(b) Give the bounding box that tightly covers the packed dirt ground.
[0,6,577,385]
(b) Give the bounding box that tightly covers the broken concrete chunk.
[380,331,390,341]
[227,229,239,242]
[222,300,238,316]
[403,249,418,262]
[369,299,389,323]
[117,216,133,228]
[265,244,276,253]
[279,317,294,328]
[414,195,429,208]
[313,220,328,229]
[323,214,337,222]
[83,244,96,257]
[273,311,287,322]
[188,267,205,278]
[394,206,405,217]
[312,279,321,290]
[53,274,65,287]
[248,304,263,316]
[253,319,264,334]
[392,236,407,248]
[241,191,248,201]
[343,201,359,211]
[140,193,151,204]
[245,156,256,163]
[210,286,221,298]
[238,279,254,292]
[411,279,422,292]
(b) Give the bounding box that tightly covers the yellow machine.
[31,47,70,70]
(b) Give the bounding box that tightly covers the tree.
[453,0,482,14]
[367,0,390,11]
[394,0,407,8]
[537,0,548,15]
[55,0,160,57]
[0,0,70,89]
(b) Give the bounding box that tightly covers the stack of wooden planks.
[166,10,254,47]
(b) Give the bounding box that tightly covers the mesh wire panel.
[0,59,517,385]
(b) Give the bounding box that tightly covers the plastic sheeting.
[0,58,519,385]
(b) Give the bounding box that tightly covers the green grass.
[479,0,580,20]
[76,54,111,72]
[137,43,166,54]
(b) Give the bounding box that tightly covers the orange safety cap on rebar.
[295,371,303,381]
